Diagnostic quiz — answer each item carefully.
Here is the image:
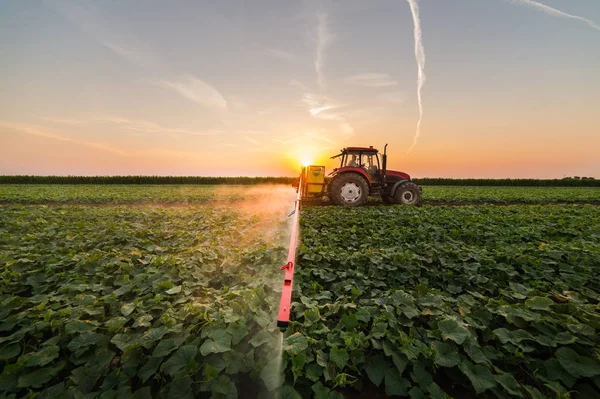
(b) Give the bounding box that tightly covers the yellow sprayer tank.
[303,165,326,197]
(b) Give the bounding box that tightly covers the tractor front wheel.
[394,182,422,205]
[331,174,369,206]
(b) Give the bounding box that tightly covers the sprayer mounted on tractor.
[294,144,422,206]
[277,144,421,332]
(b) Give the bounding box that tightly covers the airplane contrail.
[508,0,600,32]
[406,0,425,153]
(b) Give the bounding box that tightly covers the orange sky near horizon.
[1,1,599,178]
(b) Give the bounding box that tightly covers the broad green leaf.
[200,329,231,355]
[306,363,323,381]
[211,374,232,396]
[138,357,162,383]
[167,375,193,399]
[249,330,273,348]
[139,326,169,349]
[23,345,60,367]
[330,347,349,370]
[133,314,153,328]
[438,319,470,345]
[411,362,433,389]
[105,316,128,331]
[385,367,411,396]
[120,302,136,317]
[525,296,553,311]
[312,381,330,399]
[162,345,198,376]
[463,338,489,365]
[283,333,308,354]
[153,339,179,357]
[556,347,600,378]
[391,290,414,306]
[364,354,388,387]
[0,343,21,360]
[113,285,131,296]
[459,360,497,394]
[226,322,249,345]
[432,341,460,368]
[133,387,152,399]
[409,386,426,399]
[111,333,139,352]
[17,361,65,389]
[65,320,97,334]
[279,385,302,399]
[496,373,523,397]
[67,332,100,352]
[204,364,219,381]
[166,285,182,295]
[260,357,284,391]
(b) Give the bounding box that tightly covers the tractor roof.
[344,146,378,153]
[330,146,378,159]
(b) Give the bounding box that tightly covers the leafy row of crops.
[422,186,600,204]
[1,185,598,205]
[1,176,597,187]
[289,205,600,398]
[413,178,598,187]
[0,199,296,398]
[0,176,295,185]
[0,185,273,204]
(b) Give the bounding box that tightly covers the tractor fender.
[389,179,410,197]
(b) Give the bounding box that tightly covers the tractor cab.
[334,146,381,183]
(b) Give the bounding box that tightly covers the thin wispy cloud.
[303,130,337,146]
[377,91,408,105]
[406,0,426,154]
[40,117,87,126]
[155,75,228,110]
[98,116,220,137]
[0,121,129,157]
[264,48,296,61]
[49,0,158,69]
[344,73,399,88]
[315,12,334,89]
[301,93,354,135]
[50,1,233,112]
[244,136,261,145]
[41,116,219,137]
[3,120,201,159]
[506,0,600,31]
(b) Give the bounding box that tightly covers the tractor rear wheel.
[331,174,368,206]
[394,182,422,205]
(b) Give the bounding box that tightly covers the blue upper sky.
[1,0,599,177]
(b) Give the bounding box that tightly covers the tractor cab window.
[363,154,379,178]
[344,154,360,167]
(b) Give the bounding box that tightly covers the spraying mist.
[406,0,426,154]
[507,0,600,32]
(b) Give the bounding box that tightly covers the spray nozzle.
[280,262,293,271]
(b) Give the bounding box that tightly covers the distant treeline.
[412,178,599,187]
[0,176,296,185]
[0,175,597,186]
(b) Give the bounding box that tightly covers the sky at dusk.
[1,0,599,178]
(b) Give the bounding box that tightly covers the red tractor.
[297,144,422,206]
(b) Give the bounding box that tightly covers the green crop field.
[0,184,599,398]
[1,185,599,205]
